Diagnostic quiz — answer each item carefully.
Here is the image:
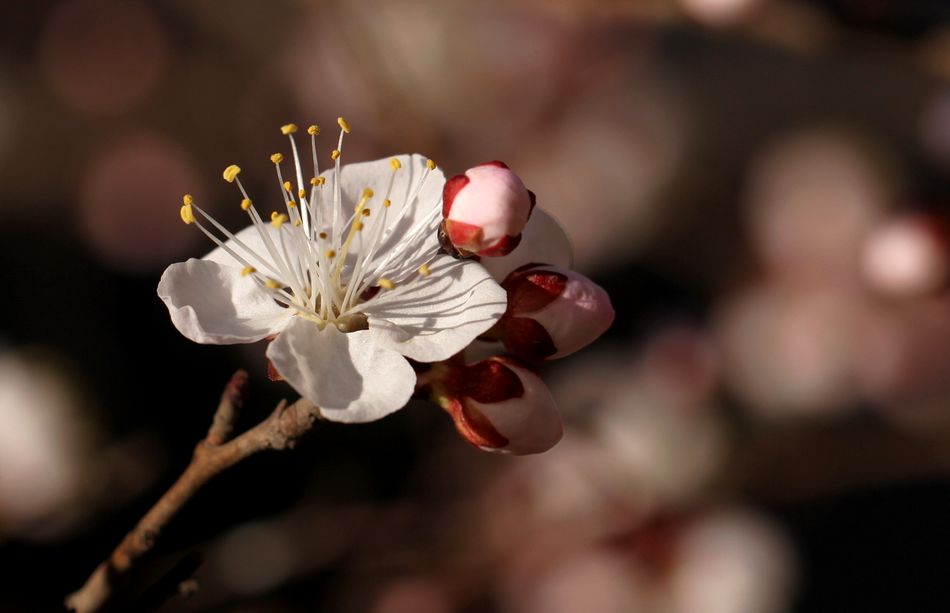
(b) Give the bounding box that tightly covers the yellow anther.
[319,232,328,240]
[265,279,282,289]
[298,188,306,198]
[180,204,195,225]
[361,208,371,217]
[337,117,351,133]
[280,123,298,135]
[362,188,374,199]
[271,213,289,228]
[294,219,302,227]
[426,159,437,170]
[270,153,284,164]
[240,198,252,211]
[182,194,194,206]
[390,158,402,171]
[383,198,391,208]
[326,249,336,259]
[241,266,256,276]
[287,200,297,208]
[419,263,432,277]
[283,181,292,192]
[353,221,364,231]
[310,177,320,186]
[378,278,395,290]
[223,165,241,183]
[331,149,341,160]
[307,124,320,136]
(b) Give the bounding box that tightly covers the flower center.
[178,118,441,330]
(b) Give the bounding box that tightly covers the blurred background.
[4,0,950,610]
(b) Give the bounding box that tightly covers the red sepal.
[444,219,483,251]
[502,317,557,362]
[443,397,510,450]
[476,233,521,257]
[442,174,470,218]
[502,268,567,313]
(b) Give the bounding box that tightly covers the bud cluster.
[425,162,615,455]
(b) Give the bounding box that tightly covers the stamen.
[223,165,241,183]
[337,117,351,133]
[186,135,444,327]
[180,194,195,225]
[334,188,374,278]
[180,203,195,225]
[223,173,307,296]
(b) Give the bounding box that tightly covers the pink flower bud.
[498,265,614,361]
[437,357,562,455]
[442,161,535,257]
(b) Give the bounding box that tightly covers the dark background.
[4,0,950,611]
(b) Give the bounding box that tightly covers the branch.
[65,372,323,613]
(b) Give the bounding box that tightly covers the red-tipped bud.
[434,357,562,455]
[442,161,535,257]
[497,265,614,361]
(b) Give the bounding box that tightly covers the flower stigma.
[179,118,444,333]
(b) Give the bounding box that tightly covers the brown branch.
[65,372,323,613]
[206,370,248,446]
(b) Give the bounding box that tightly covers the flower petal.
[158,258,289,344]
[362,255,508,362]
[479,207,574,281]
[266,318,416,423]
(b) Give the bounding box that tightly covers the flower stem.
[65,372,323,613]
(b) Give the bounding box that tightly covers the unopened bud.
[434,357,562,455]
[442,161,535,257]
[498,265,614,361]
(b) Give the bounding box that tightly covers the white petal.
[480,207,574,281]
[329,154,444,257]
[266,318,416,423]
[157,259,289,344]
[362,255,507,362]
